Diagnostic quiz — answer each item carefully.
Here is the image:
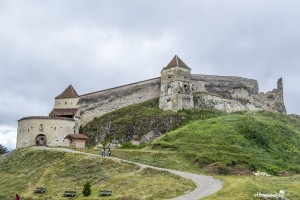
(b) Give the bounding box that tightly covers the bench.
[64,190,76,197]
[35,187,46,194]
[99,190,112,196]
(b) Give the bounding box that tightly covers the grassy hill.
[149,111,300,175]
[0,148,195,200]
[78,98,300,199]
[82,98,225,146]
[83,98,300,175]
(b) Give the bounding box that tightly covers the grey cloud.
[0,1,300,147]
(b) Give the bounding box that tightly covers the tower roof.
[49,108,79,117]
[55,84,79,99]
[164,55,190,70]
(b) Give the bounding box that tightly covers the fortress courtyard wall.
[78,77,161,125]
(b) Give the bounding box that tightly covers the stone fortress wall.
[78,77,161,125]
[16,55,286,148]
[191,74,285,113]
[78,73,285,126]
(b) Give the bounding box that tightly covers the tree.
[0,144,8,154]
[82,181,92,196]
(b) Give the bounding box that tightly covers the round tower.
[159,55,194,111]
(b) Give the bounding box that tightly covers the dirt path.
[32,146,222,200]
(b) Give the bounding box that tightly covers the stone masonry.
[16,55,286,148]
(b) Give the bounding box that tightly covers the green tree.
[82,181,92,196]
[0,144,8,154]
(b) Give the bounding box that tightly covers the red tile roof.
[165,55,190,70]
[55,84,79,99]
[49,108,78,117]
[64,134,89,139]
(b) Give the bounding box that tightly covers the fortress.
[16,55,286,149]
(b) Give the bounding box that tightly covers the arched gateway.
[35,134,47,146]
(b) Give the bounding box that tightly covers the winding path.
[32,146,222,200]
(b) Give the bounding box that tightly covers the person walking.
[101,148,105,157]
[15,194,20,200]
[108,148,111,156]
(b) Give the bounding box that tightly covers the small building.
[64,134,89,148]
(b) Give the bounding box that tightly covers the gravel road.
[32,146,222,200]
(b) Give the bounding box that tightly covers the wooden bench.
[64,190,76,197]
[99,190,112,196]
[35,187,46,194]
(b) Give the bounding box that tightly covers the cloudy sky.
[1,0,300,150]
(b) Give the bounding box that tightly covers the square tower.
[159,55,194,111]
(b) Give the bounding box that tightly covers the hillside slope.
[82,98,224,146]
[83,98,300,175]
[150,111,300,175]
[0,148,195,199]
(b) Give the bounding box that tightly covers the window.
[39,124,44,132]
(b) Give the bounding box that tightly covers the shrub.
[82,181,92,196]
[0,144,8,154]
[249,163,258,172]
[238,118,269,149]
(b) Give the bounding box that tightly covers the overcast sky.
[1,0,300,150]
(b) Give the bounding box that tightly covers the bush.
[238,118,269,149]
[249,163,258,172]
[0,144,8,154]
[82,181,92,196]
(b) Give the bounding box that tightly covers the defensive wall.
[78,77,161,125]
[78,74,284,125]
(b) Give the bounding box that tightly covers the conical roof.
[55,84,79,99]
[164,55,190,70]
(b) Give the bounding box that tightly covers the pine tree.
[0,144,8,154]
[82,181,92,196]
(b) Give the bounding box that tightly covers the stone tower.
[159,55,194,111]
[49,84,80,133]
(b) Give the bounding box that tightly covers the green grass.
[149,111,300,175]
[80,99,300,199]
[89,111,300,176]
[83,98,300,175]
[82,97,225,146]
[203,175,300,200]
[81,110,300,199]
[0,148,195,200]
[80,148,300,200]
